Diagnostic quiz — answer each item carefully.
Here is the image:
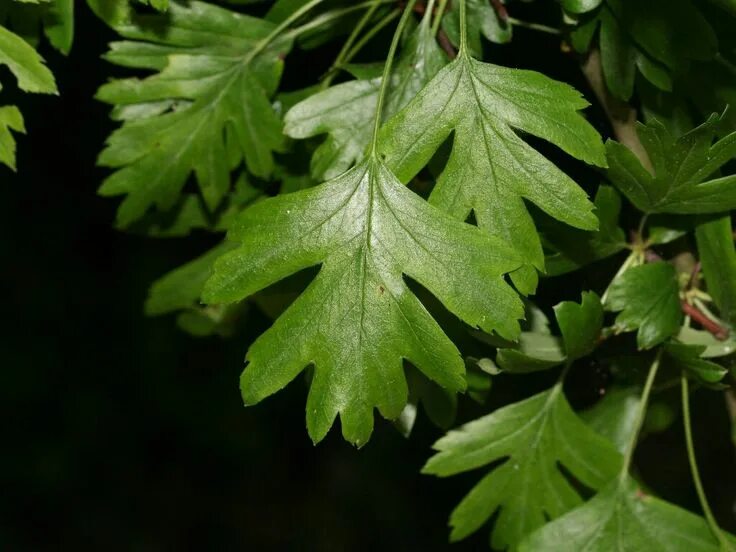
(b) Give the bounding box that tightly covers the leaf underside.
[204,157,524,446]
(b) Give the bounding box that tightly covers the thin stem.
[458,0,468,55]
[343,9,401,67]
[620,350,662,479]
[288,2,392,42]
[431,0,449,35]
[681,375,733,551]
[637,213,649,243]
[506,17,561,35]
[369,0,418,154]
[320,0,384,89]
[424,0,438,27]
[246,0,326,63]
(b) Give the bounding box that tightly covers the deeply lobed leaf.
[203,157,525,446]
[606,114,736,214]
[424,386,621,549]
[96,1,288,225]
[379,49,605,293]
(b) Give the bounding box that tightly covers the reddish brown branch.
[438,29,457,58]
[681,301,730,340]
[489,0,509,22]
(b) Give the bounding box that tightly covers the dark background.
[2,3,735,551]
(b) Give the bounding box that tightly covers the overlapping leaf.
[572,0,717,100]
[284,9,447,180]
[606,262,683,349]
[423,384,620,549]
[96,1,289,226]
[494,292,603,373]
[541,185,626,275]
[520,476,734,551]
[203,157,524,446]
[379,47,605,293]
[607,114,736,214]
[0,21,57,170]
[1,0,74,55]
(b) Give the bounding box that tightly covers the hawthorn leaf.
[496,292,602,372]
[664,342,728,384]
[554,291,603,361]
[0,23,56,93]
[202,157,524,446]
[284,9,447,180]
[572,0,716,100]
[423,385,621,549]
[379,49,605,292]
[606,262,683,349]
[695,215,736,327]
[520,476,734,551]
[541,185,626,276]
[146,242,237,317]
[44,0,73,54]
[606,114,736,214]
[394,366,457,438]
[0,105,24,171]
[96,1,290,226]
[496,333,566,373]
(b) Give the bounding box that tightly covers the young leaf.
[0,105,25,170]
[423,385,621,549]
[496,292,603,372]
[608,263,683,349]
[379,48,605,292]
[496,333,566,373]
[541,185,627,276]
[96,1,290,226]
[606,262,683,349]
[284,9,447,180]
[695,215,736,327]
[554,291,604,361]
[520,476,734,551]
[202,157,524,446]
[606,114,736,214]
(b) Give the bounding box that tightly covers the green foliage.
[6,0,736,549]
[606,262,683,349]
[96,1,290,226]
[520,476,732,551]
[424,385,621,548]
[202,156,524,445]
[0,17,57,169]
[606,115,736,214]
[379,44,605,293]
[284,8,446,180]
